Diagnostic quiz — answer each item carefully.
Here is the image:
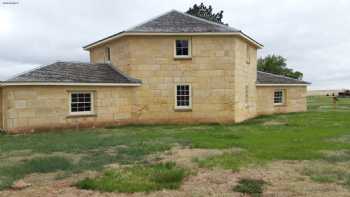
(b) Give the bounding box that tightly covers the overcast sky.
[0,0,349,90]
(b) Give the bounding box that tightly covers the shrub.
[233,178,266,197]
[150,162,186,189]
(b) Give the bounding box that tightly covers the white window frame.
[105,47,111,62]
[69,91,95,116]
[174,39,192,59]
[274,89,285,106]
[174,84,192,110]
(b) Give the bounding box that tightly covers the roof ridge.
[176,10,239,31]
[127,9,239,32]
[125,9,176,32]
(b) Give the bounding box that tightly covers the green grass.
[323,150,350,163]
[0,156,73,189]
[0,96,350,191]
[233,178,266,197]
[76,162,187,193]
[195,151,257,171]
[303,165,350,187]
[307,96,350,111]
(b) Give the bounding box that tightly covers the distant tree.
[186,3,227,25]
[257,55,303,80]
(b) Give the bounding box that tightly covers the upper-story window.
[105,47,111,62]
[174,39,191,58]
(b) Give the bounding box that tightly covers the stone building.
[0,10,309,133]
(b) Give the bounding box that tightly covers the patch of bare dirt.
[262,120,288,126]
[11,180,31,190]
[149,147,224,168]
[22,171,97,187]
[0,169,242,197]
[2,151,350,197]
[0,171,100,197]
[179,126,215,131]
[240,160,350,197]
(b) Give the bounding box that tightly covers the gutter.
[256,84,309,87]
[1,82,142,87]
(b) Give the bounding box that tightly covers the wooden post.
[333,96,337,109]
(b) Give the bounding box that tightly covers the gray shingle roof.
[257,71,310,85]
[128,10,240,33]
[6,62,141,84]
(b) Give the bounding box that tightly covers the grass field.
[0,96,350,195]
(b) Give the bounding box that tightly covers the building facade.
[0,10,309,133]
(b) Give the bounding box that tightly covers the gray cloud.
[0,0,349,89]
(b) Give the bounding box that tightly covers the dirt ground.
[1,148,349,197]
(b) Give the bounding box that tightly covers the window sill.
[274,104,286,107]
[66,113,97,118]
[174,56,192,60]
[174,108,192,112]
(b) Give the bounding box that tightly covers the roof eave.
[1,82,142,87]
[256,83,310,87]
[83,32,263,50]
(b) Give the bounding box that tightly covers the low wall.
[2,86,136,133]
[256,86,307,115]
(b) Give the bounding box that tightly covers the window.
[246,44,251,64]
[175,84,192,109]
[175,39,191,58]
[274,89,285,105]
[105,47,111,62]
[70,92,94,115]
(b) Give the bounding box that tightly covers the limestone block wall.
[233,38,258,122]
[256,86,307,115]
[88,35,263,124]
[125,36,237,123]
[2,86,136,133]
[90,37,131,75]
